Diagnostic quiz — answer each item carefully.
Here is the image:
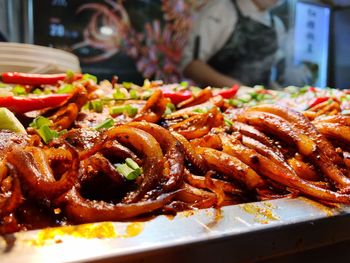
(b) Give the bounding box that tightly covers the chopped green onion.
[44,89,52,94]
[37,127,66,144]
[113,88,126,99]
[164,102,175,115]
[30,116,53,129]
[125,158,140,170]
[82,73,97,83]
[328,99,334,104]
[129,89,138,99]
[12,85,26,96]
[57,84,74,94]
[95,118,115,131]
[224,118,234,127]
[110,105,126,115]
[125,104,138,117]
[255,93,265,102]
[29,116,65,143]
[116,158,142,180]
[32,88,43,95]
[228,99,242,107]
[122,82,133,89]
[180,81,188,87]
[190,86,202,96]
[299,86,309,94]
[110,104,138,117]
[193,108,207,114]
[66,70,74,80]
[116,163,142,180]
[38,125,55,144]
[90,100,103,113]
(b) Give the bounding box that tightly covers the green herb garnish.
[116,158,142,180]
[110,104,138,117]
[224,118,234,127]
[30,116,52,129]
[32,88,43,95]
[82,73,97,83]
[180,81,188,87]
[94,118,115,131]
[12,85,26,96]
[193,108,207,114]
[57,84,74,94]
[113,88,126,100]
[129,89,138,99]
[66,70,74,80]
[29,116,66,143]
[164,102,175,115]
[89,100,104,113]
[122,82,133,89]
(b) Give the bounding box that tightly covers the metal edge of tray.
[1,197,350,263]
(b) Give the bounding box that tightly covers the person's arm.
[183,59,241,88]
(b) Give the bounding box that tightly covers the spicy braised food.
[1,72,350,234]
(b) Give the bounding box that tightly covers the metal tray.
[1,197,350,263]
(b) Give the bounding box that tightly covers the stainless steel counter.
[1,197,350,263]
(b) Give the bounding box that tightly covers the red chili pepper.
[161,89,193,104]
[308,97,330,108]
[0,94,71,113]
[1,72,82,85]
[214,84,240,99]
[308,86,317,92]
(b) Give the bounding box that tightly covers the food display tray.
[1,197,350,263]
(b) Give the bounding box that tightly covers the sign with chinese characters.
[294,2,331,88]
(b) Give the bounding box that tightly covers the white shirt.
[181,0,286,70]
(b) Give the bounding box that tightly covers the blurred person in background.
[0,32,6,41]
[181,0,310,88]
